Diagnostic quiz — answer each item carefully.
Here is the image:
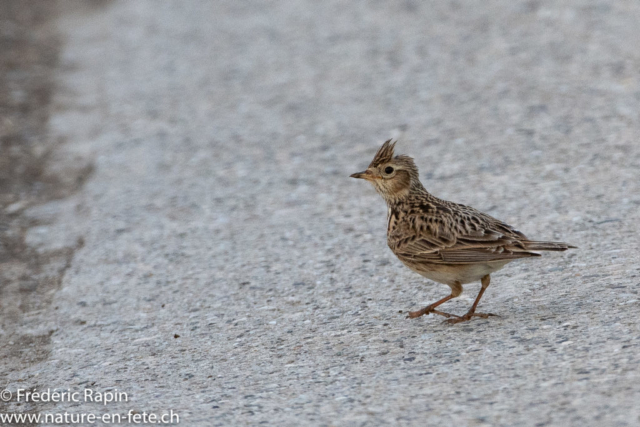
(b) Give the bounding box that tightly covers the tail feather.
[523,241,576,251]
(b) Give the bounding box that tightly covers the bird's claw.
[407,307,459,319]
[444,312,499,324]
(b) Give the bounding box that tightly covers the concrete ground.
[2,0,640,425]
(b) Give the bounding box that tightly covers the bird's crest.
[369,139,396,168]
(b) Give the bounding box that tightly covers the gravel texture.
[3,1,640,426]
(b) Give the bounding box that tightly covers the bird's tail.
[523,241,576,251]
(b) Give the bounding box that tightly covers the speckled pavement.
[3,1,640,425]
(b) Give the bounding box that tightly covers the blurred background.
[1,0,639,425]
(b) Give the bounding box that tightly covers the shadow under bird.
[350,140,575,324]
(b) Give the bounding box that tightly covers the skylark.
[351,140,575,323]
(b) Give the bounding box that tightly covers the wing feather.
[388,200,540,264]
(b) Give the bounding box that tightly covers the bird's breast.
[386,207,398,236]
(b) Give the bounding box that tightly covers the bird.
[350,139,575,323]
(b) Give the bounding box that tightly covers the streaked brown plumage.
[351,140,575,323]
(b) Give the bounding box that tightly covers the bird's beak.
[350,170,377,181]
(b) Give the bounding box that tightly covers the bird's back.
[386,192,573,268]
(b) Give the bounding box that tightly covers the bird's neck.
[383,180,429,207]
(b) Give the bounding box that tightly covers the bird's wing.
[388,202,540,264]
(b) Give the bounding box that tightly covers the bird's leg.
[446,275,498,324]
[407,282,462,319]
[407,294,457,318]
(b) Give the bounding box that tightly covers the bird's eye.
[384,166,394,174]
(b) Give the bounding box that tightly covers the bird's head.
[350,139,421,203]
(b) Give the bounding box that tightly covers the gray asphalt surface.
[3,1,640,426]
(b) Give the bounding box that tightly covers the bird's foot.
[407,307,460,319]
[472,312,499,319]
[444,312,499,324]
[432,310,461,319]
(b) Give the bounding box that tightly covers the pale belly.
[402,260,511,286]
